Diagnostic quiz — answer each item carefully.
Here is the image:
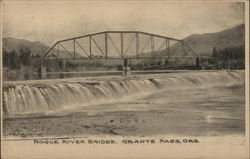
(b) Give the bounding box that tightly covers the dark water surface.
[4,70,187,81]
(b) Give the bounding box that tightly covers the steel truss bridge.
[42,31,199,61]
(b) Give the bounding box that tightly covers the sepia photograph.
[1,0,249,158]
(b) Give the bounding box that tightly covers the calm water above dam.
[4,70,191,81]
[3,71,245,137]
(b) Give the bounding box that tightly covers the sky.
[2,1,245,46]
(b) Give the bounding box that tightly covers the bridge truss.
[42,31,199,61]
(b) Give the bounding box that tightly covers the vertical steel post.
[57,44,59,58]
[105,33,108,59]
[151,36,154,58]
[165,39,168,57]
[181,40,184,57]
[136,32,139,58]
[121,33,123,58]
[89,36,92,59]
[168,40,170,58]
[73,39,76,59]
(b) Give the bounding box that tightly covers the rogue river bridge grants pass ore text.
[33,139,200,144]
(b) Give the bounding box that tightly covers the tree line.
[3,48,41,70]
[3,45,245,71]
[211,45,245,69]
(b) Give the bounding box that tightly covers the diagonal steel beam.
[183,41,198,57]
[155,40,166,55]
[124,35,135,55]
[107,34,122,57]
[59,43,74,58]
[75,40,90,58]
[91,37,105,56]
[139,37,151,55]
[42,42,58,59]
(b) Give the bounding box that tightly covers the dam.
[2,71,245,137]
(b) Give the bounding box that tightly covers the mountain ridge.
[182,24,244,56]
[3,24,245,57]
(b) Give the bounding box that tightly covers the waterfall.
[3,79,157,115]
[2,71,244,116]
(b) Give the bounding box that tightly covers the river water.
[2,70,245,137]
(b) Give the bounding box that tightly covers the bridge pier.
[196,57,201,69]
[59,60,66,69]
[40,60,47,79]
[123,58,131,76]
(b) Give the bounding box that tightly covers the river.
[2,70,245,137]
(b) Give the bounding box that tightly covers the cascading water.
[2,71,244,116]
[3,79,157,115]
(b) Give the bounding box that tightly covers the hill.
[182,24,245,56]
[135,24,245,58]
[3,37,50,56]
[2,37,81,58]
[3,24,245,58]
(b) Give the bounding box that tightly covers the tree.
[9,50,21,69]
[212,47,217,58]
[3,48,10,67]
[19,48,31,66]
[212,45,245,70]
